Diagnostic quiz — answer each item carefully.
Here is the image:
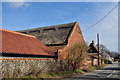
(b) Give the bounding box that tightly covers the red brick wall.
[59,21,85,59]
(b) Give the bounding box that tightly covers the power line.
[82,3,119,32]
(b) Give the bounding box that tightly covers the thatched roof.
[17,22,76,45]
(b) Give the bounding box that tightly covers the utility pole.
[97,33,100,65]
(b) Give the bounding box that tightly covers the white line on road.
[107,70,116,78]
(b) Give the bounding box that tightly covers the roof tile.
[0,28,54,56]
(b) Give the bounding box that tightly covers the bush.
[68,42,89,70]
[104,59,109,64]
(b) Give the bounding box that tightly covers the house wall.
[92,58,98,65]
[91,58,104,66]
[91,57,103,66]
[59,22,85,59]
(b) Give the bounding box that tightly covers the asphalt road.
[62,62,120,80]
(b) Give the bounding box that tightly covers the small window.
[21,32,27,34]
[89,49,92,52]
[59,27,71,29]
[43,28,55,31]
[29,30,40,33]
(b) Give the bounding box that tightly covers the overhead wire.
[82,2,119,32]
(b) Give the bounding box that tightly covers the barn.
[18,21,85,59]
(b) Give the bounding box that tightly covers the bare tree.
[68,42,89,71]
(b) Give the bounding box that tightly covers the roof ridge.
[18,21,76,31]
[0,28,36,38]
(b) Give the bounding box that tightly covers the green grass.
[22,64,108,78]
[22,75,38,78]
[74,69,83,73]
[38,70,83,78]
[93,64,108,69]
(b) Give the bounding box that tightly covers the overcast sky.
[2,1,118,52]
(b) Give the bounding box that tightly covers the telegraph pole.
[97,33,100,65]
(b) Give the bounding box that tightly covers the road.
[62,62,120,80]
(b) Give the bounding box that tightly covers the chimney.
[92,40,95,45]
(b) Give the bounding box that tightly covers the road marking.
[107,70,116,78]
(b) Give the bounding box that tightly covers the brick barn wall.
[59,21,85,59]
[1,60,70,78]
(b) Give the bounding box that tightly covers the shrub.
[104,59,109,64]
[67,42,89,70]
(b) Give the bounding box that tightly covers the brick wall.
[59,22,85,59]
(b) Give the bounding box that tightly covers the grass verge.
[38,69,83,78]
[22,64,108,78]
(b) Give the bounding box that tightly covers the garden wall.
[1,60,69,78]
